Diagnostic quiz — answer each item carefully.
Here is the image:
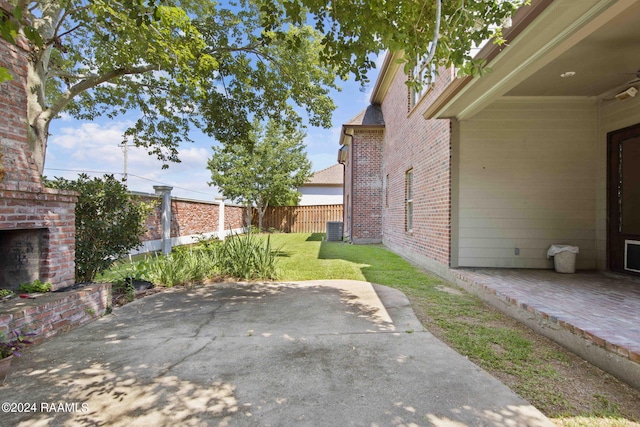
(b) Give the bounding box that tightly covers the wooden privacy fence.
[253,204,343,233]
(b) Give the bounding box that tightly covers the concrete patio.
[451,268,640,390]
[0,280,553,426]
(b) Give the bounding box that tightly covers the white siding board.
[459,227,595,240]
[457,98,597,269]
[459,238,595,250]
[459,197,594,210]
[459,217,593,230]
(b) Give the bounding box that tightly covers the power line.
[43,167,217,197]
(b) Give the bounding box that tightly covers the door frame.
[607,122,640,273]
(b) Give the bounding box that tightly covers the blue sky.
[43,58,383,200]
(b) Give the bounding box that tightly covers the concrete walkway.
[0,281,553,426]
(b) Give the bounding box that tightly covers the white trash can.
[547,245,579,273]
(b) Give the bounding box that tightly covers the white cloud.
[45,119,220,200]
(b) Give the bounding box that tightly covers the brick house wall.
[340,106,385,244]
[0,34,77,291]
[350,129,384,243]
[341,59,456,278]
[379,66,453,277]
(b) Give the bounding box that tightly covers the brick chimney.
[0,18,78,291]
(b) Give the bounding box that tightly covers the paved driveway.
[0,280,553,426]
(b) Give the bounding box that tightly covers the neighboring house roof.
[345,104,385,126]
[304,164,343,186]
[339,105,385,146]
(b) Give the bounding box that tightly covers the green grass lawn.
[270,232,428,288]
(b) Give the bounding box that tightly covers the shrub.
[46,174,155,282]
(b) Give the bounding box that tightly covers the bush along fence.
[252,204,343,233]
[132,186,247,255]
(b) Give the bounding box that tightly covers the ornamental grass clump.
[145,247,221,287]
[99,232,279,289]
[219,233,279,280]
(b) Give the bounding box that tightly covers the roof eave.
[370,51,404,105]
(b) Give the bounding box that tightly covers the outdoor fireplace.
[1,33,77,291]
[0,229,45,290]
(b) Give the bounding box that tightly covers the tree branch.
[48,64,158,119]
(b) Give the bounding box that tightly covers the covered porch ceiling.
[432,0,640,120]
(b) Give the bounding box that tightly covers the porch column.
[215,196,225,240]
[154,185,173,254]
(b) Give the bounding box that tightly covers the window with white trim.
[410,53,436,109]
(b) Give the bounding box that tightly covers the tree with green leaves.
[1,0,527,175]
[258,0,529,83]
[0,0,337,174]
[46,174,155,282]
[208,119,311,230]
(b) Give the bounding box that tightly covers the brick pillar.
[154,186,173,254]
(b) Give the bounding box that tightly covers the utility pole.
[120,142,135,184]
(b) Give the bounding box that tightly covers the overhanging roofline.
[370,51,404,105]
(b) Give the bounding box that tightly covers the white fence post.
[215,196,225,240]
[154,185,173,254]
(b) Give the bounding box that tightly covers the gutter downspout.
[342,129,354,242]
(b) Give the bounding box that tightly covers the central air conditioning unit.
[326,221,343,242]
[625,240,640,273]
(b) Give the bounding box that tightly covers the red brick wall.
[223,203,246,231]
[0,35,77,291]
[343,144,353,238]
[138,194,246,242]
[0,283,111,343]
[350,130,384,243]
[0,38,41,190]
[375,66,454,271]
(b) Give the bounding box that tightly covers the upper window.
[405,169,413,232]
[410,54,436,110]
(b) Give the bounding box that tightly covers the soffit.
[434,0,640,120]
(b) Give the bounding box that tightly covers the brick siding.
[380,67,452,267]
[0,35,77,291]
[345,65,454,269]
[350,130,384,243]
[0,283,111,343]
[138,194,246,243]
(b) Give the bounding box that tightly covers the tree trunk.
[259,201,269,232]
[246,203,252,229]
[26,42,53,175]
[256,202,263,232]
[25,2,64,175]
